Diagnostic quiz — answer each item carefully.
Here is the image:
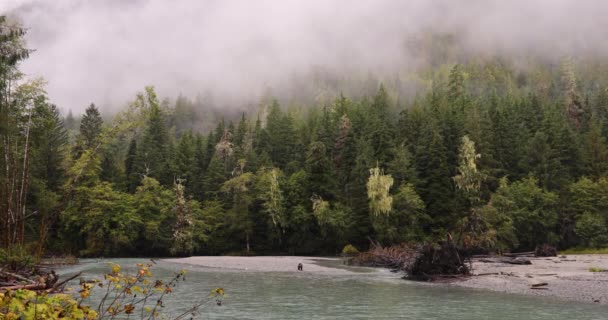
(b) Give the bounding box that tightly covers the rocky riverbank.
[165,254,608,305]
[453,254,608,305]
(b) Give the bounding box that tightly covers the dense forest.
[3,16,608,258]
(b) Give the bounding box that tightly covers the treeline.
[38,67,608,256]
[3,17,608,258]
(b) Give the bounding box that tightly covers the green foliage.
[170,180,195,256]
[222,172,255,253]
[475,202,518,251]
[367,166,394,216]
[133,177,175,253]
[367,85,395,164]
[488,177,559,249]
[582,120,608,178]
[565,177,608,247]
[58,175,210,257]
[255,167,287,235]
[411,114,454,227]
[125,138,139,192]
[311,195,354,245]
[453,135,484,204]
[0,289,97,319]
[575,212,608,248]
[61,182,140,257]
[0,245,36,271]
[263,100,298,168]
[372,184,427,244]
[387,146,418,187]
[9,17,608,255]
[31,104,68,191]
[79,104,103,148]
[560,247,608,254]
[203,154,226,199]
[134,87,171,185]
[42,74,608,254]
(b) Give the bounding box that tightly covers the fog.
[3,0,608,113]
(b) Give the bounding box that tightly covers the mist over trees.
[4,1,608,257]
[5,0,608,115]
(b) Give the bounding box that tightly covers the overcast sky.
[3,0,608,113]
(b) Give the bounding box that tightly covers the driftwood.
[471,254,495,259]
[0,269,78,293]
[475,257,532,265]
[0,270,35,284]
[531,282,548,287]
[535,244,557,257]
[407,241,469,281]
[504,258,532,265]
[0,283,48,291]
[503,251,535,258]
[353,241,419,270]
[52,272,81,290]
[501,245,557,258]
[353,239,470,281]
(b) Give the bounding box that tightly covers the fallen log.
[531,282,548,287]
[503,251,535,257]
[0,283,47,292]
[535,244,557,257]
[504,258,532,265]
[474,257,532,265]
[0,269,73,293]
[0,270,35,284]
[407,241,469,281]
[52,272,81,290]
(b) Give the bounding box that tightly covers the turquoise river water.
[57,258,607,319]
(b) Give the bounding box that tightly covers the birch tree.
[170,179,194,256]
[453,135,484,205]
[367,166,394,216]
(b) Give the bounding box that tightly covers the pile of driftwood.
[500,244,557,258]
[353,240,470,281]
[535,244,557,257]
[353,243,559,280]
[407,242,469,281]
[0,265,79,293]
[353,242,419,271]
[470,244,558,266]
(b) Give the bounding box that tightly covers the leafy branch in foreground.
[0,262,225,319]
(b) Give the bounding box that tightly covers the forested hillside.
[3,16,608,258]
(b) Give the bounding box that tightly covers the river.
[57,258,606,319]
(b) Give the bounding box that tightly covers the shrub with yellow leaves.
[0,289,98,319]
[0,261,225,319]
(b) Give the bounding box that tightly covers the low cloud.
[4,0,608,113]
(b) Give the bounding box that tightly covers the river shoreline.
[451,254,608,305]
[163,256,355,274]
[164,254,608,305]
